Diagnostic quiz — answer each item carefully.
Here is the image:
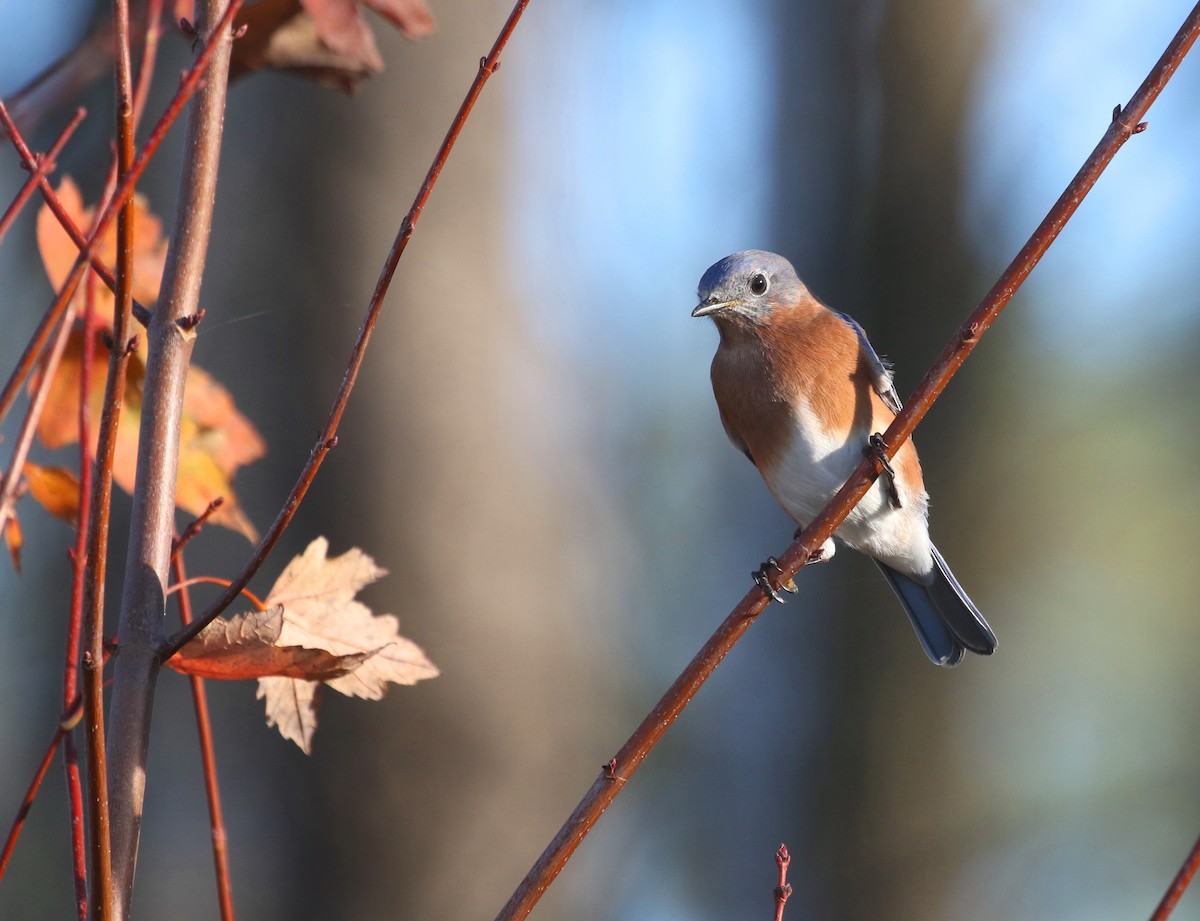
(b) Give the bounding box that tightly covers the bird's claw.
[864,433,902,510]
[753,556,797,604]
[790,528,831,565]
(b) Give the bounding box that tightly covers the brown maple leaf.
[256,537,438,751]
[179,0,435,91]
[167,538,437,753]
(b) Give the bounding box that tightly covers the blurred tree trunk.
[290,7,618,921]
[771,0,988,917]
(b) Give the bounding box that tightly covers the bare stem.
[172,551,237,921]
[1149,831,1200,921]
[104,0,236,913]
[0,107,84,248]
[492,6,1200,919]
[0,724,66,882]
[773,844,792,921]
[161,0,533,659]
[0,301,76,542]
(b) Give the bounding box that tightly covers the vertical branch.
[105,0,236,914]
[66,273,102,921]
[81,0,140,913]
[172,551,236,921]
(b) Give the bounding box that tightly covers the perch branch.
[492,6,1200,919]
[1149,830,1200,921]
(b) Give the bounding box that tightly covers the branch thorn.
[1112,103,1122,123]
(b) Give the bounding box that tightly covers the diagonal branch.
[0,101,152,329]
[493,5,1200,919]
[160,0,533,660]
[0,107,84,247]
[1149,830,1200,921]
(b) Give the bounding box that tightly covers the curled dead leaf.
[166,606,377,681]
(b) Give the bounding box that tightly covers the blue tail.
[874,545,997,667]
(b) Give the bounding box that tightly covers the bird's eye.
[749,273,769,296]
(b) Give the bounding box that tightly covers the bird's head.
[692,250,809,326]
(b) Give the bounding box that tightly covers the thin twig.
[1149,831,1200,921]
[166,576,265,611]
[162,0,533,660]
[492,6,1200,919]
[64,211,103,921]
[171,496,225,559]
[81,0,140,911]
[105,0,238,912]
[0,107,84,247]
[773,844,792,921]
[130,0,164,133]
[0,0,245,430]
[172,551,237,921]
[62,733,88,921]
[0,725,66,882]
[0,101,152,330]
[0,301,76,540]
[0,695,84,882]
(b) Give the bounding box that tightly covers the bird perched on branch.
[693,250,996,666]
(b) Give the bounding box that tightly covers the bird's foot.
[753,557,798,604]
[791,529,836,565]
[863,433,902,510]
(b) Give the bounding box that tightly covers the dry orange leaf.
[34,179,265,541]
[36,176,169,318]
[4,514,22,574]
[24,463,81,525]
[240,537,437,752]
[166,606,375,681]
[31,327,264,542]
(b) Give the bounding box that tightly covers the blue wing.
[835,311,902,414]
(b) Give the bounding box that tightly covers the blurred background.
[2,0,1200,918]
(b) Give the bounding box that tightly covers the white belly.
[760,401,934,577]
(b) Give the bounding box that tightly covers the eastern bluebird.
[693,250,996,666]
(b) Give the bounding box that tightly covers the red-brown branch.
[172,551,237,921]
[161,0,533,659]
[0,107,84,247]
[773,844,792,921]
[492,6,1200,919]
[0,695,84,883]
[0,100,151,330]
[81,0,139,912]
[1149,831,1200,921]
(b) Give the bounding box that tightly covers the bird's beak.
[692,298,734,318]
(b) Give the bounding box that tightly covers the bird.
[692,250,996,666]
